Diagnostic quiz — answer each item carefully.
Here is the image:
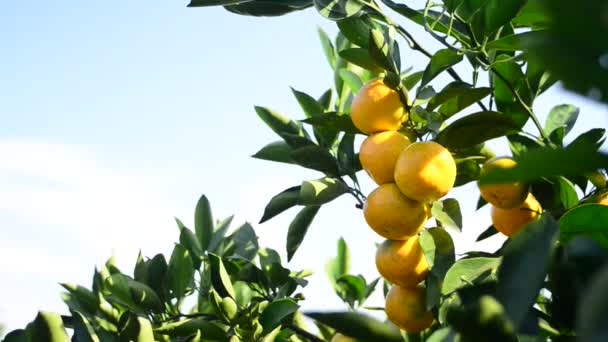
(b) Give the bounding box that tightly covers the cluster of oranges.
[349,78,458,334]
[478,157,542,237]
[332,78,552,341]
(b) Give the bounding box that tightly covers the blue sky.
[1,0,607,333]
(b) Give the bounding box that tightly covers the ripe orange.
[359,131,411,185]
[478,157,528,209]
[350,79,407,134]
[364,184,428,240]
[376,236,428,287]
[394,141,457,202]
[385,285,434,333]
[491,193,542,237]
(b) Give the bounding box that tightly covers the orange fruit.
[394,141,457,202]
[376,236,428,287]
[360,131,411,185]
[350,79,407,134]
[385,285,434,333]
[491,193,542,237]
[364,184,428,240]
[478,157,528,209]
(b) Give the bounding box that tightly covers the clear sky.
[1,0,607,334]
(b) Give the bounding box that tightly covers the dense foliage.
[4,0,608,341]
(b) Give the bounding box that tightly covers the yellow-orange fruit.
[376,236,428,287]
[385,285,434,333]
[364,183,428,240]
[360,131,412,185]
[597,192,608,205]
[491,193,542,237]
[479,157,528,209]
[331,333,357,342]
[350,79,407,134]
[394,141,457,202]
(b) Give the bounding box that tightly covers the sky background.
[1,0,607,335]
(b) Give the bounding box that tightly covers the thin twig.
[390,22,488,112]
[286,323,326,342]
[489,66,549,142]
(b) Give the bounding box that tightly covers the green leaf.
[301,112,363,135]
[426,81,491,113]
[154,318,228,338]
[179,226,204,268]
[446,295,518,342]
[426,327,456,342]
[224,222,260,261]
[313,0,365,20]
[442,257,501,295]
[136,254,168,303]
[291,87,324,118]
[306,311,402,342]
[3,329,26,342]
[491,54,530,128]
[25,311,70,342]
[135,317,154,342]
[260,186,301,223]
[338,69,363,93]
[223,0,313,17]
[102,273,136,310]
[420,228,456,309]
[208,215,235,253]
[337,133,360,178]
[188,0,254,6]
[259,298,300,333]
[421,49,462,87]
[497,213,559,328]
[380,0,470,43]
[431,198,463,231]
[167,244,194,299]
[286,205,321,261]
[335,275,367,308]
[300,177,348,205]
[317,27,336,69]
[545,104,579,137]
[255,106,303,137]
[208,253,236,299]
[325,237,351,285]
[420,228,456,277]
[252,141,295,164]
[485,30,550,51]
[507,134,543,157]
[338,47,383,72]
[479,142,608,185]
[467,0,527,40]
[577,264,608,342]
[402,70,424,90]
[476,225,498,242]
[71,311,100,342]
[290,145,341,176]
[556,176,578,210]
[435,111,520,150]
[559,204,608,248]
[60,284,99,315]
[368,29,397,73]
[337,16,372,48]
[438,87,492,118]
[194,194,214,251]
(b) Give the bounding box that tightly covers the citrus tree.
[3,0,608,341]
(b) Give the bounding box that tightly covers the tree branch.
[286,323,326,342]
